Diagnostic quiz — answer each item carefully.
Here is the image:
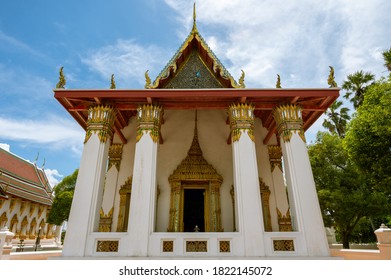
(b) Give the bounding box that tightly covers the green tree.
[342,70,375,109]
[345,81,391,192]
[382,47,391,72]
[322,100,350,137]
[47,169,78,226]
[308,132,390,248]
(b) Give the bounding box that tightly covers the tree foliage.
[345,81,391,192]
[308,132,390,248]
[382,47,391,72]
[47,169,78,226]
[342,70,375,109]
[322,100,350,137]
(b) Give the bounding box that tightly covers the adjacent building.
[0,147,56,247]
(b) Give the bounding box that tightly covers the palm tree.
[322,100,350,138]
[382,47,391,72]
[342,70,375,109]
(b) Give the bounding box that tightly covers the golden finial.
[328,66,338,88]
[276,74,282,88]
[145,70,152,89]
[192,2,198,33]
[110,74,116,89]
[56,66,66,88]
[238,69,245,88]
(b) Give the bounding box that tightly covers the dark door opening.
[184,188,205,232]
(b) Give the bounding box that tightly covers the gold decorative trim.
[9,198,16,212]
[29,203,35,217]
[56,66,66,88]
[219,240,230,253]
[228,103,255,142]
[273,105,306,143]
[10,214,18,233]
[277,208,293,232]
[268,145,283,172]
[108,143,123,171]
[230,185,236,232]
[0,212,7,225]
[96,240,119,252]
[276,74,282,88]
[136,104,163,143]
[162,240,174,252]
[84,105,116,144]
[273,240,295,251]
[38,205,44,218]
[328,66,338,88]
[20,201,26,214]
[259,178,272,232]
[117,176,132,232]
[186,241,207,252]
[99,207,114,232]
[110,74,116,89]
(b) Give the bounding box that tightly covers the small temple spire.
[188,110,202,156]
[192,2,198,33]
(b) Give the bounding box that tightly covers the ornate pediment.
[145,4,244,90]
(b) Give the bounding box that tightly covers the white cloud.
[82,39,170,87]
[0,30,47,59]
[0,143,10,152]
[0,116,84,156]
[44,168,63,188]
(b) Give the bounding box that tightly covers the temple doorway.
[183,188,205,232]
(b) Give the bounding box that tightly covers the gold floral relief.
[84,105,116,144]
[136,104,163,143]
[273,105,306,143]
[268,145,283,172]
[228,103,255,142]
[259,178,272,232]
[108,143,123,171]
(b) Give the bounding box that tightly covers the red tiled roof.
[0,148,53,206]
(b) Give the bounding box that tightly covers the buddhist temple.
[55,6,338,258]
[0,147,57,247]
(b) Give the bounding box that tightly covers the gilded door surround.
[168,112,223,232]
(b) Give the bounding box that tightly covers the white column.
[273,104,329,256]
[126,104,162,256]
[267,145,291,231]
[99,143,123,231]
[228,104,265,257]
[62,105,116,257]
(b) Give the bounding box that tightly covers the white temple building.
[54,7,339,258]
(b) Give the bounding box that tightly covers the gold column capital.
[227,103,255,142]
[108,143,123,171]
[268,145,283,172]
[84,105,116,143]
[136,104,163,143]
[273,104,306,143]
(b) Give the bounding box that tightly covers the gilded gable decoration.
[145,3,244,89]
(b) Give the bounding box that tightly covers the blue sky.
[0,0,390,186]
